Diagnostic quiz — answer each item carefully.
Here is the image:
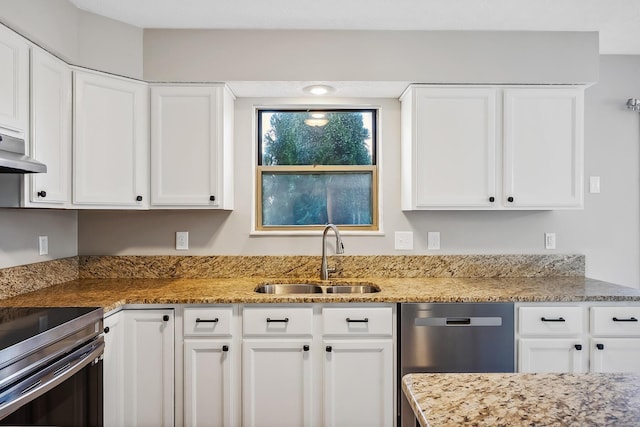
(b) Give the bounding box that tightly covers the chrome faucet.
[320,224,345,280]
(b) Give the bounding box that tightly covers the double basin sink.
[255,281,380,295]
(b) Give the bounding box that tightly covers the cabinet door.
[242,339,312,427]
[403,86,497,209]
[150,85,233,209]
[503,87,583,208]
[103,312,125,427]
[0,24,29,136]
[28,48,71,206]
[590,338,640,373]
[184,340,237,427]
[323,340,394,427]
[124,310,174,427]
[518,338,587,373]
[73,71,148,208]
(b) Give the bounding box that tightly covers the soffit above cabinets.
[225,81,411,99]
[69,0,640,54]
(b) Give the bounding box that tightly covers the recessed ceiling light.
[303,84,334,96]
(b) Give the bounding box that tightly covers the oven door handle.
[0,337,104,421]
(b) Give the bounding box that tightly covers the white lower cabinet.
[103,311,125,427]
[182,305,240,427]
[124,309,175,427]
[242,339,314,427]
[241,304,395,427]
[517,303,640,374]
[323,340,394,427]
[518,338,587,373]
[106,304,395,427]
[590,305,640,373]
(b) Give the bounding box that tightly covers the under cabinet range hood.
[0,132,46,174]
[0,132,46,207]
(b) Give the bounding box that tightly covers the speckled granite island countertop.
[0,276,640,312]
[403,373,640,426]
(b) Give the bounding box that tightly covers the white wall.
[78,55,640,288]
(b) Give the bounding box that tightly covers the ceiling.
[69,0,640,54]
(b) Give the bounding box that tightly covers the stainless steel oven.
[0,307,104,426]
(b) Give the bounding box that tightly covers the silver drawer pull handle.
[196,318,219,323]
[541,317,565,322]
[346,318,369,323]
[612,317,638,322]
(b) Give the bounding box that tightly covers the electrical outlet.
[545,233,556,250]
[176,232,189,251]
[394,231,414,250]
[427,232,441,250]
[38,236,48,255]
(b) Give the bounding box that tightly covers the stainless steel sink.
[324,284,379,294]
[255,283,323,294]
[255,281,380,294]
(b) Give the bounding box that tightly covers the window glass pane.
[261,172,373,227]
[260,110,375,166]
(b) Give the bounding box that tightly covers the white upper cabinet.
[401,85,584,210]
[73,70,149,209]
[0,25,29,137]
[27,48,72,207]
[503,88,584,208]
[401,86,497,209]
[150,85,234,209]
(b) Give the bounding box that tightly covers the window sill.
[250,230,385,237]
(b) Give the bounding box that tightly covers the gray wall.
[78,56,640,288]
[144,29,599,84]
[0,1,142,268]
[0,0,143,78]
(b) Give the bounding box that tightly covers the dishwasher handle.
[414,317,503,327]
[446,318,471,325]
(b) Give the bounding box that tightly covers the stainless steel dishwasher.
[399,303,515,427]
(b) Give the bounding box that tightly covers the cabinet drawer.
[243,306,313,336]
[591,307,640,337]
[519,306,583,336]
[184,307,234,336]
[323,307,392,336]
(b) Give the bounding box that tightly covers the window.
[256,108,378,231]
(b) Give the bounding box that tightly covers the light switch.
[38,236,48,255]
[427,232,441,250]
[589,176,601,193]
[545,233,556,250]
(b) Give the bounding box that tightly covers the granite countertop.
[0,276,639,312]
[403,372,640,426]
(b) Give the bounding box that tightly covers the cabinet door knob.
[163,315,170,321]
[574,344,582,350]
[507,196,514,203]
[209,195,215,201]
[136,195,143,202]
[326,346,332,353]
[596,343,604,350]
[222,345,229,352]
[488,196,495,203]
[37,191,47,198]
[303,345,310,351]
[103,326,110,334]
